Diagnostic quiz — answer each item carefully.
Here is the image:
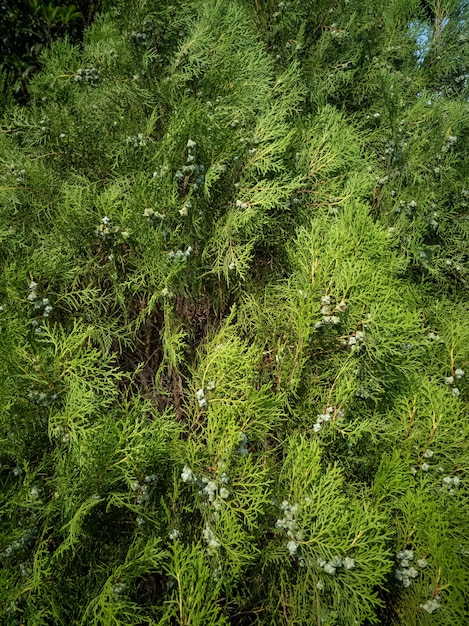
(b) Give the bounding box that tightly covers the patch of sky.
[408,19,433,66]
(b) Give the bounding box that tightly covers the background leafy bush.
[0,0,100,98]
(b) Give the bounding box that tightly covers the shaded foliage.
[0,0,100,98]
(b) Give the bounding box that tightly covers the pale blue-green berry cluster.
[445,258,463,271]
[52,425,70,444]
[180,465,231,512]
[420,598,440,614]
[27,389,57,406]
[6,164,26,182]
[27,281,53,325]
[130,31,148,45]
[355,381,372,399]
[181,466,197,484]
[19,562,32,577]
[441,474,461,494]
[130,474,157,504]
[237,432,249,456]
[276,500,304,558]
[444,368,465,397]
[195,388,207,407]
[276,500,300,537]
[271,0,286,20]
[194,382,215,407]
[394,550,427,587]
[39,118,49,133]
[314,294,347,329]
[143,207,165,222]
[414,448,434,474]
[441,134,458,152]
[74,67,99,84]
[168,246,193,261]
[95,216,128,240]
[175,139,205,192]
[178,200,192,217]
[203,524,221,555]
[125,133,147,148]
[199,474,231,511]
[112,583,127,599]
[395,199,419,215]
[347,330,364,348]
[30,318,43,333]
[4,526,38,558]
[313,406,344,433]
[365,112,381,123]
[317,555,356,575]
[160,286,173,298]
[200,479,217,501]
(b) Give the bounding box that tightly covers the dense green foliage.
[0,0,468,624]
